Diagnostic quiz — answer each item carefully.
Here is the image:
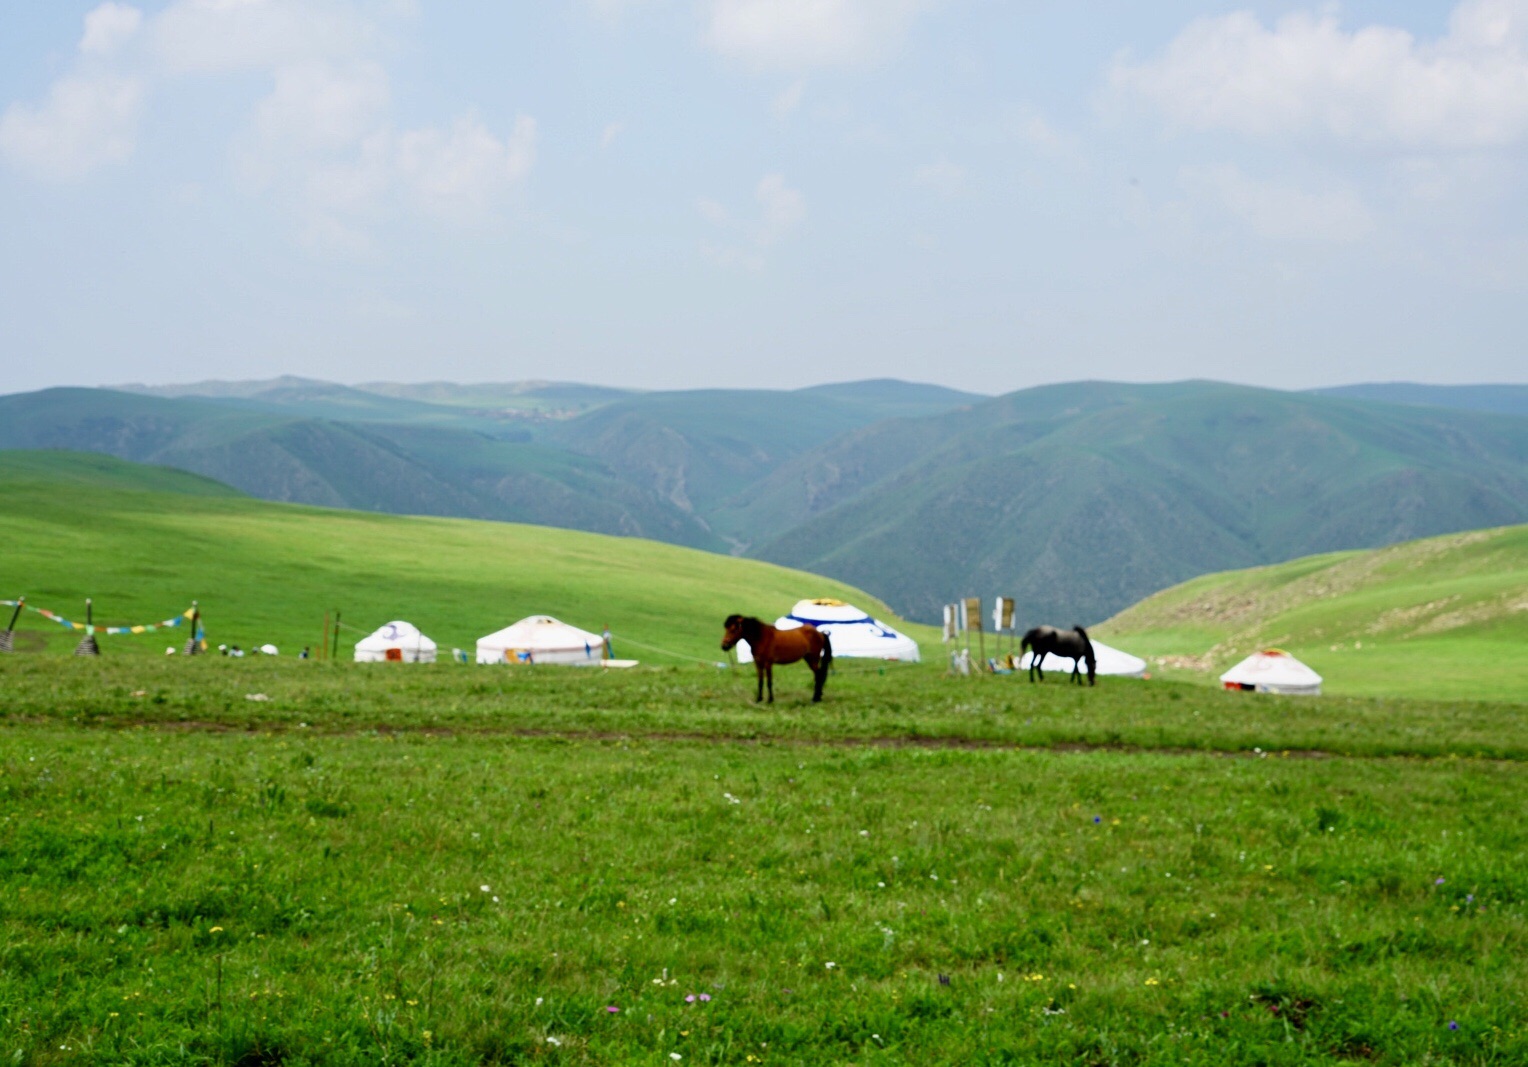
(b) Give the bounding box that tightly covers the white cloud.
[2,0,536,242]
[601,122,623,148]
[252,62,390,155]
[1111,1,1528,150]
[396,115,537,222]
[0,75,143,179]
[150,0,377,74]
[1182,164,1375,242]
[80,3,144,56]
[241,65,536,246]
[912,158,966,198]
[703,0,931,70]
[698,172,805,268]
[0,3,147,178]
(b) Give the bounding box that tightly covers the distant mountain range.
[3,377,1524,624]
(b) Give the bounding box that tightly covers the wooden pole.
[321,611,330,662]
[184,600,202,656]
[0,596,22,653]
[74,598,100,657]
[331,610,341,660]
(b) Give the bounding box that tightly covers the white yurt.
[735,599,921,663]
[1220,649,1322,695]
[476,615,608,666]
[1020,640,1147,678]
[355,621,437,663]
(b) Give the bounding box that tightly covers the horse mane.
[727,615,765,642]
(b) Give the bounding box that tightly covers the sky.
[1,0,1525,396]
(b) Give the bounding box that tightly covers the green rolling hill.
[1097,523,1528,701]
[0,388,718,548]
[747,382,1528,623]
[1313,382,1528,417]
[0,450,932,660]
[543,381,982,536]
[2,379,1524,628]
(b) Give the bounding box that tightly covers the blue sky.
[2,1,1524,395]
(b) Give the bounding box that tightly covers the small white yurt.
[355,621,437,663]
[736,599,921,663]
[1020,640,1147,678]
[1220,649,1322,695]
[476,615,608,666]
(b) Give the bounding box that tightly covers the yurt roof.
[477,615,603,651]
[783,599,876,625]
[755,599,920,661]
[1219,649,1323,686]
[356,620,436,651]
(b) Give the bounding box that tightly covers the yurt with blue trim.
[737,599,920,663]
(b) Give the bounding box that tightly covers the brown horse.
[721,615,833,703]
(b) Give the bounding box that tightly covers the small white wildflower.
[535,997,544,1006]
[671,1055,683,1062]
[546,1036,562,1046]
[825,961,836,970]
[480,885,491,893]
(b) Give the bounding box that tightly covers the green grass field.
[1099,525,1528,702]
[0,451,935,662]
[2,452,1525,1064]
[0,660,1524,1065]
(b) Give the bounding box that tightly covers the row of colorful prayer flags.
[1,601,195,636]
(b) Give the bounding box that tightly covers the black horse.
[1020,625,1097,686]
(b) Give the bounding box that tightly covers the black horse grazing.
[721,615,833,703]
[1021,625,1097,686]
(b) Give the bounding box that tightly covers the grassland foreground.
[0,658,1523,1065]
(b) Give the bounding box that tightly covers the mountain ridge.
[6,378,1525,626]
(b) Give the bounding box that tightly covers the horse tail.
[821,631,834,672]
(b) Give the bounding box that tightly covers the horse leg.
[755,662,764,702]
[811,651,825,703]
[766,662,774,704]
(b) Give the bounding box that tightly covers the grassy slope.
[1099,524,1528,701]
[0,392,719,549]
[0,452,934,660]
[0,449,245,498]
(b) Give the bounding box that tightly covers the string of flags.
[1,600,198,637]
